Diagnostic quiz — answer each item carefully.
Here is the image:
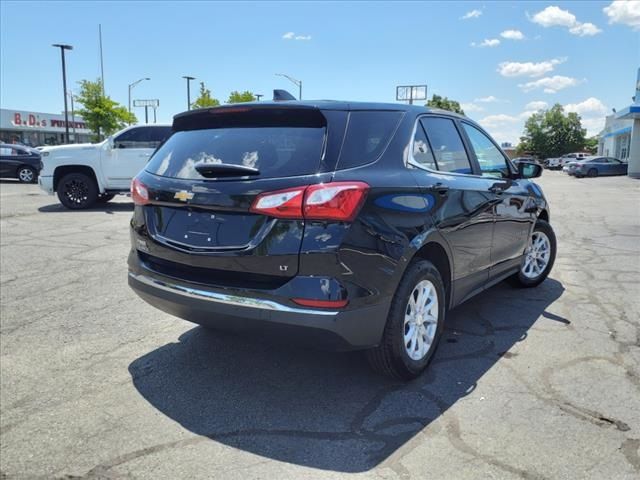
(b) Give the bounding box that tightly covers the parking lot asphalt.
[1,172,639,479]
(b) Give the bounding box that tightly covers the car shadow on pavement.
[129,278,565,473]
[38,202,134,213]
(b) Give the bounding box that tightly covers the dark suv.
[128,101,556,379]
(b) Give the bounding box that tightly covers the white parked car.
[39,124,171,209]
[546,152,589,170]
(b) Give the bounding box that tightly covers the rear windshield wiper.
[195,162,260,178]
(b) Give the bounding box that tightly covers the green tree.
[74,79,136,141]
[584,136,599,154]
[518,104,586,158]
[426,94,465,115]
[191,82,220,109]
[227,91,256,103]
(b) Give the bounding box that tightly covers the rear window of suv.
[146,109,326,180]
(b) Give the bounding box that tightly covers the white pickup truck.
[39,124,171,209]
[545,152,589,170]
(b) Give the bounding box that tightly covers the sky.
[1,1,639,144]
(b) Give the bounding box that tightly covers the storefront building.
[598,68,640,178]
[0,108,92,147]
[598,115,633,160]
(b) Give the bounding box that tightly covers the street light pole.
[67,91,76,142]
[182,76,195,110]
[52,44,73,144]
[275,73,302,100]
[128,77,150,124]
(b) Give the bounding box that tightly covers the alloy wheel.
[63,179,90,206]
[404,279,439,361]
[18,168,34,183]
[522,231,551,279]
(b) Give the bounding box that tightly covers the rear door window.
[146,115,326,180]
[338,111,403,169]
[420,117,472,174]
[147,127,172,148]
[412,122,437,170]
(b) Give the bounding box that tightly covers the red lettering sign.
[28,114,36,126]
[13,113,21,125]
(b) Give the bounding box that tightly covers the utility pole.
[182,76,195,110]
[128,77,150,123]
[67,91,76,142]
[52,44,73,144]
[276,73,302,100]
[255,94,264,101]
[98,24,105,95]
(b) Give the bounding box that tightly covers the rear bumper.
[128,257,391,351]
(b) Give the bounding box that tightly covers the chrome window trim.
[407,115,479,179]
[407,114,513,180]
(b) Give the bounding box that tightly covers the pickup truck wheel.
[97,194,116,203]
[17,166,36,183]
[366,259,445,380]
[509,219,556,288]
[57,173,98,210]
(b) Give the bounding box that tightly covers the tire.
[587,168,598,177]
[366,259,446,380]
[17,166,36,183]
[57,172,98,210]
[97,194,116,204]
[509,219,557,288]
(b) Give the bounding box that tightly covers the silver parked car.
[569,156,628,177]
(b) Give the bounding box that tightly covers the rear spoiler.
[273,89,296,101]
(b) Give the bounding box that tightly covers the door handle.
[430,183,449,196]
[138,153,150,158]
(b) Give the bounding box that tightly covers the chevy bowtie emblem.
[174,190,194,202]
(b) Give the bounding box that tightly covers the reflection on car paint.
[374,193,435,212]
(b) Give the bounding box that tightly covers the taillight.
[249,186,305,218]
[304,182,369,221]
[250,182,369,221]
[131,177,150,205]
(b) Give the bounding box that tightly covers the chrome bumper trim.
[128,272,339,316]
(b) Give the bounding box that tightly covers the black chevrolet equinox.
[128,101,556,379]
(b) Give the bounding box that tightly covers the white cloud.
[564,97,608,116]
[569,22,602,36]
[531,5,577,27]
[283,32,311,41]
[501,29,525,40]
[518,75,582,93]
[497,58,566,77]
[525,100,549,111]
[480,114,521,128]
[530,5,602,36]
[581,117,607,136]
[461,9,482,20]
[604,1,640,30]
[471,38,501,48]
[461,102,484,113]
[475,95,500,103]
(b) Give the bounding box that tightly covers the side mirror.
[517,161,542,179]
